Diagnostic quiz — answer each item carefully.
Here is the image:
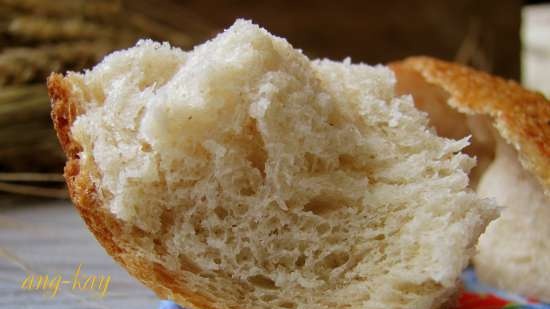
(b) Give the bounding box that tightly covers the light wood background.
[0,199,158,309]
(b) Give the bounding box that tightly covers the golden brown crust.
[48,73,219,309]
[391,57,550,195]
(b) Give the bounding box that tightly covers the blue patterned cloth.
[461,267,550,309]
[158,300,183,309]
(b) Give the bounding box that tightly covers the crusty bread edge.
[390,57,550,195]
[48,73,221,309]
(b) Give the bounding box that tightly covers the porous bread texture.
[475,139,550,302]
[392,64,496,188]
[62,20,496,309]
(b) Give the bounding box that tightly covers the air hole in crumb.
[179,255,201,273]
[248,149,266,176]
[244,119,267,176]
[295,255,306,267]
[211,225,225,239]
[236,247,253,264]
[261,294,277,302]
[214,206,228,220]
[304,152,324,173]
[304,196,345,217]
[279,301,297,308]
[424,167,435,178]
[191,209,207,237]
[439,168,452,178]
[338,154,356,169]
[316,222,331,235]
[374,234,385,241]
[266,216,280,227]
[240,186,256,196]
[199,272,216,280]
[207,283,218,292]
[322,251,350,269]
[153,238,167,256]
[160,209,175,234]
[327,109,343,127]
[396,280,440,294]
[234,203,249,216]
[141,142,152,152]
[247,275,276,289]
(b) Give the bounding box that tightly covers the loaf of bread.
[48,20,498,309]
[392,57,550,302]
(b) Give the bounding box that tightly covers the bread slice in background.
[476,138,550,302]
[48,20,497,309]
[392,57,550,302]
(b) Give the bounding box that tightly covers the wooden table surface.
[0,199,159,309]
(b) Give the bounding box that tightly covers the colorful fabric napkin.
[459,268,550,309]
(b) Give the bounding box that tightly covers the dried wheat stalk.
[0,0,121,19]
[8,16,122,41]
[0,42,118,85]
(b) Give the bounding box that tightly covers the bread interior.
[66,20,497,309]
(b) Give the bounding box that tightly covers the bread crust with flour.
[49,20,497,309]
[392,57,550,195]
[392,57,550,302]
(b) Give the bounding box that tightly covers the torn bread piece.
[392,56,550,302]
[49,20,497,309]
